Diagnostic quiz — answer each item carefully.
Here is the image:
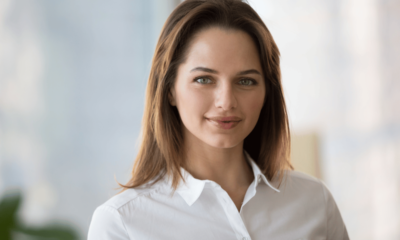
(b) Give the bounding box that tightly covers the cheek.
[252,97,265,112]
[242,92,265,123]
[176,85,211,124]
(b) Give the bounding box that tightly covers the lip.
[207,116,242,122]
[206,116,242,130]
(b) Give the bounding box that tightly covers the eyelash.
[194,76,258,86]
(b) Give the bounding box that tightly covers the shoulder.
[282,171,336,203]
[92,180,166,217]
[273,170,332,207]
[279,170,325,192]
[88,182,167,240]
[100,181,166,212]
[276,170,349,239]
[285,170,321,183]
[92,175,172,219]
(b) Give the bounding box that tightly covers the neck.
[182,137,254,192]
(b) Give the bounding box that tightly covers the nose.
[214,82,237,110]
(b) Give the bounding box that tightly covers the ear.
[168,87,176,106]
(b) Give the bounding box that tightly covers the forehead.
[181,27,262,73]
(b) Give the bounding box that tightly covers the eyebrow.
[190,67,261,76]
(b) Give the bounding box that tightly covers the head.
[121,0,292,191]
[168,26,265,152]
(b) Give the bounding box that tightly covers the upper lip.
[206,116,242,122]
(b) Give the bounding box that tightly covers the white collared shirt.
[88,152,349,240]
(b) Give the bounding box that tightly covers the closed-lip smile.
[206,116,242,129]
[206,116,242,122]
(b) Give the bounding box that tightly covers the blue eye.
[195,77,212,84]
[239,79,255,86]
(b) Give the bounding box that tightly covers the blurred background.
[0,0,399,239]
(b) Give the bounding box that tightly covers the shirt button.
[242,237,249,240]
[257,177,261,183]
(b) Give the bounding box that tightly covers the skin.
[169,27,266,212]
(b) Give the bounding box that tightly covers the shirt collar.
[175,150,280,206]
[244,151,280,193]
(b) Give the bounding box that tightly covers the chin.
[206,136,243,149]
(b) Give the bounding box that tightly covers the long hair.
[119,0,293,191]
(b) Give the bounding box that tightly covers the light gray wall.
[0,0,178,238]
[250,0,400,239]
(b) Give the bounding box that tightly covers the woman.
[88,0,349,239]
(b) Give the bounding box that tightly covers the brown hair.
[119,0,292,191]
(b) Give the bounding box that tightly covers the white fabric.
[88,151,349,240]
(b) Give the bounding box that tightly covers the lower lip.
[206,119,241,130]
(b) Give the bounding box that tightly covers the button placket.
[213,186,252,240]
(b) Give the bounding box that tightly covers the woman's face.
[170,27,265,149]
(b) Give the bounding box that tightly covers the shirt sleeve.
[319,180,350,240]
[87,205,130,240]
